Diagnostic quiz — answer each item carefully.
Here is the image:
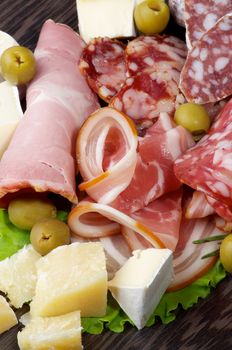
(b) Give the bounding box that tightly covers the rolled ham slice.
[0,20,99,203]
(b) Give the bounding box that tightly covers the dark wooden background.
[0,0,232,349]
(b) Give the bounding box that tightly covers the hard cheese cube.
[108,248,173,329]
[77,0,136,43]
[0,245,41,308]
[17,311,82,350]
[30,242,107,317]
[0,295,18,334]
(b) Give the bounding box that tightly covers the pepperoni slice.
[79,37,127,103]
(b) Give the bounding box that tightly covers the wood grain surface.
[0,0,232,349]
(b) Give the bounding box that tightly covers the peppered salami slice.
[126,35,187,76]
[79,37,127,103]
[110,68,185,128]
[185,0,232,48]
[180,14,232,104]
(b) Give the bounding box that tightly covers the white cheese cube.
[77,0,136,43]
[0,81,23,158]
[108,248,173,329]
[30,242,107,317]
[0,295,18,334]
[17,311,82,350]
[0,245,41,308]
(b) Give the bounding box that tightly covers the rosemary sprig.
[201,249,220,259]
[193,234,228,244]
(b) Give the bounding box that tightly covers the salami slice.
[79,37,127,103]
[168,0,185,27]
[110,67,185,124]
[180,13,232,104]
[174,98,232,207]
[126,35,187,76]
[185,0,232,48]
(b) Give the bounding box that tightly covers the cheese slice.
[77,0,136,43]
[0,295,18,334]
[108,248,173,329]
[0,81,23,158]
[17,311,82,350]
[0,245,41,308]
[30,242,107,317]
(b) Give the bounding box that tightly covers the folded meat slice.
[168,215,221,291]
[174,98,232,207]
[77,107,138,204]
[110,114,194,213]
[185,190,215,219]
[0,20,99,203]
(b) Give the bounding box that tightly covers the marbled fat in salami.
[174,98,232,207]
[79,37,127,103]
[180,14,232,104]
[126,35,187,76]
[185,0,232,48]
[110,67,185,124]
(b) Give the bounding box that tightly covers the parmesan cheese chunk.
[77,0,136,43]
[17,311,82,350]
[108,248,173,329]
[0,245,41,308]
[0,295,18,334]
[30,242,107,317]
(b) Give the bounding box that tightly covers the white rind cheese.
[30,242,107,317]
[0,245,41,308]
[0,295,18,334]
[0,30,18,83]
[77,0,136,43]
[0,81,24,158]
[17,311,82,350]
[108,248,173,329]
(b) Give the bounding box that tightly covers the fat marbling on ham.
[0,20,99,203]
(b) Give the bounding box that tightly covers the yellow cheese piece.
[0,245,41,308]
[0,295,18,334]
[17,311,82,350]
[30,242,107,317]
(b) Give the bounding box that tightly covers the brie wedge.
[0,295,18,334]
[108,248,173,329]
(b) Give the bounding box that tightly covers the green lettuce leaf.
[82,261,226,334]
[0,209,30,260]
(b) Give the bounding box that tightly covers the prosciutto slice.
[185,191,215,219]
[174,98,232,207]
[0,20,99,203]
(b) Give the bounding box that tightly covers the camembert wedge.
[108,248,173,329]
[30,242,107,317]
[0,245,41,308]
[17,311,82,350]
[0,295,18,334]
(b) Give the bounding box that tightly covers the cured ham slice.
[185,191,215,219]
[68,198,165,248]
[168,216,221,291]
[77,107,138,204]
[126,35,187,76]
[0,20,99,203]
[79,37,127,102]
[184,0,232,48]
[180,14,232,104]
[110,115,194,213]
[174,98,232,207]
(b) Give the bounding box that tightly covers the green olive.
[0,46,36,85]
[8,195,57,230]
[30,218,70,255]
[134,0,170,35]
[174,103,210,135]
[220,234,232,274]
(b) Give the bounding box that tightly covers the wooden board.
[0,0,232,349]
